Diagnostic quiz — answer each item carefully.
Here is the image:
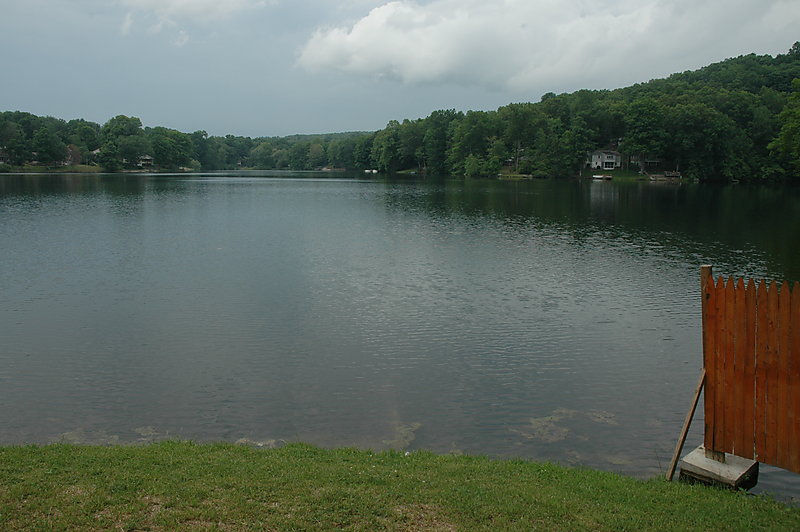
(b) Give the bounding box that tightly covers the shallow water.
[1,172,798,499]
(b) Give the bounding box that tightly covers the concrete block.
[678,446,759,490]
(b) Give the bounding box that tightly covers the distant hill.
[2,43,799,179]
[362,43,800,180]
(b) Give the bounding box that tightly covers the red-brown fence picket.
[702,266,800,473]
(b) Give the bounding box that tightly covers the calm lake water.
[2,171,799,498]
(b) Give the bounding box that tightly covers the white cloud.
[298,0,800,92]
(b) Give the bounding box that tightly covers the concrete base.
[678,446,759,490]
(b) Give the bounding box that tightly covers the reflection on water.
[1,172,799,500]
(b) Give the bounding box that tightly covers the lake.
[1,171,799,498]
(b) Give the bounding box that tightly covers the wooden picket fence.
[701,266,800,473]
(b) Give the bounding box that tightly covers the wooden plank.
[722,276,736,453]
[776,281,791,470]
[732,277,747,457]
[764,281,780,465]
[708,276,722,452]
[666,369,706,481]
[791,283,800,473]
[702,267,717,451]
[755,279,768,460]
[714,276,728,453]
[742,279,757,460]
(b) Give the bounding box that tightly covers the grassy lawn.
[1,442,798,531]
[54,164,104,173]
[8,164,104,173]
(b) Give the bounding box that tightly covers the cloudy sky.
[2,0,798,137]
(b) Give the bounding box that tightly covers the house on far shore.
[587,149,622,170]
[0,150,10,164]
[137,155,154,168]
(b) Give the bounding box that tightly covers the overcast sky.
[2,0,798,137]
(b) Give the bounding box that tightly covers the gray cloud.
[298,0,800,91]
[119,0,270,24]
[118,0,271,44]
[2,0,797,137]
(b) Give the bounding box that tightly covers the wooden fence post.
[700,265,725,462]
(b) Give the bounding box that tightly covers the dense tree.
[327,137,357,169]
[447,111,497,176]
[769,78,800,176]
[0,120,30,165]
[250,141,276,169]
[423,109,462,175]
[66,120,100,151]
[117,135,152,167]
[395,119,424,171]
[101,115,143,143]
[497,103,546,171]
[222,135,255,167]
[32,127,67,165]
[372,121,402,173]
[307,143,327,169]
[562,117,596,175]
[619,97,668,167]
[4,112,43,140]
[463,153,484,178]
[287,142,309,170]
[213,139,238,168]
[353,133,374,169]
[97,141,121,171]
[665,103,747,179]
[273,148,290,169]
[146,127,194,168]
[528,118,569,178]
[190,130,216,169]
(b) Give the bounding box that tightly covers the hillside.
[2,43,799,179]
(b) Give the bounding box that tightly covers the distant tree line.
[361,43,800,181]
[0,110,373,173]
[1,43,799,180]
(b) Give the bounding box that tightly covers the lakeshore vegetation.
[2,44,800,181]
[1,442,799,531]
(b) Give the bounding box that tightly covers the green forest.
[2,43,800,181]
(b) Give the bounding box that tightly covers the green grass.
[12,164,103,173]
[53,164,104,173]
[1,442,797,531]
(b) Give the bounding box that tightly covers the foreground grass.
[1,442,798,531]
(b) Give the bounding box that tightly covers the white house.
[587,150,622,170]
